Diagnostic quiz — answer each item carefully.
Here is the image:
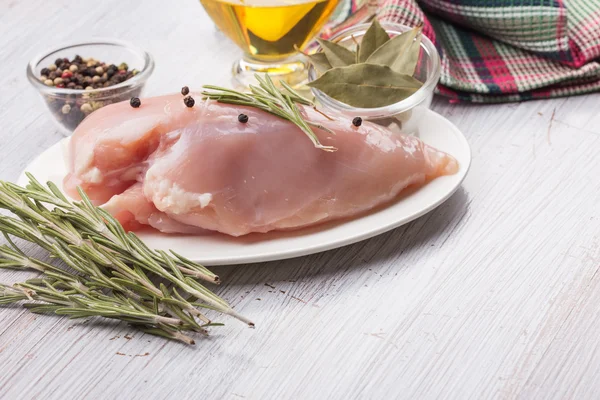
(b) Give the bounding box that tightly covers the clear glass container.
[199,0,341,89]
[308,22,441,135]
[27,39,154,136]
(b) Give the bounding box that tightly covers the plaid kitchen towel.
[323,0,600,102]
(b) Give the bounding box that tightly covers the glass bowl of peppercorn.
[27,39,154,135]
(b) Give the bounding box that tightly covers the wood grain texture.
[0,0,599,399]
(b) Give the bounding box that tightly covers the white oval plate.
[19,110,470,265]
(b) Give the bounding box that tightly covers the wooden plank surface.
[0,0,599,398]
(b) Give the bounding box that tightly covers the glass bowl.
[27,39,154,136]
[308,22,440,135]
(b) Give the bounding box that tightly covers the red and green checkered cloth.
[324,0,600,102]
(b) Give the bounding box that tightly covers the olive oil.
[200,0,339,61]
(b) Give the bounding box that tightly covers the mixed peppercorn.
[38,55,142,131]
[39,56,138,90]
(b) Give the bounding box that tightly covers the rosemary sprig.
[0,244,208,344]
[0,278,203,345]
[0,176,252,343]
[202,74,337,152]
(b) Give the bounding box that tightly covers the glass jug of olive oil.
[200,0,340,87]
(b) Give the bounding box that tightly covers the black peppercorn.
[130,97,141,108]
[352,117,362,127]
[238,113,249,123]
[184,96,195,108]
[181,86,190,96]
[41,67,50,76]
[55,58,64,66]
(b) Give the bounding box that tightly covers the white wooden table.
[1,1,599,399]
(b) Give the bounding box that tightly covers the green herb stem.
[202,74,337,152]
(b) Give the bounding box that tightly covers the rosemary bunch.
[0,175,252,343]
[202,73,337,152]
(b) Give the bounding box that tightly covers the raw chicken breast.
[64,94,458,236]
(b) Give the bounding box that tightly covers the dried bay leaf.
[358,19,390,62]
[316,38,356,67]
[390,27,422,75]
[350,35,361,64]
[307,52,332,74]
[355,44,360,64]
[307,64,423,108]
[294,45,333,74]
[365,25,422,75]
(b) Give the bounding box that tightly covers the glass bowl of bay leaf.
[307,22,440,135]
